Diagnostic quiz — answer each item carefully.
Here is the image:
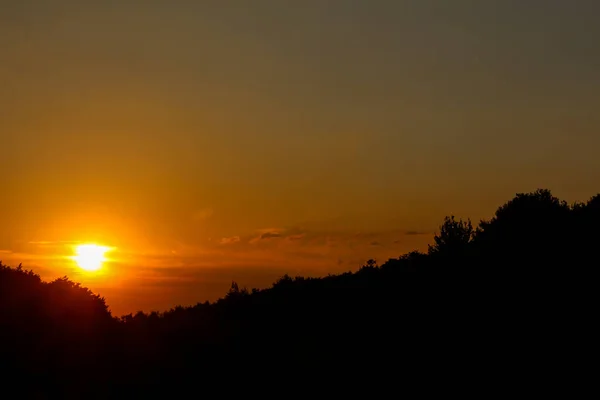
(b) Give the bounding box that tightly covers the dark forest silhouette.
[0,189,596,397]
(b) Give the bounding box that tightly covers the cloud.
[260,232,282,239]
[286,233,306,241]
[247,229,286,244]
[220,236,241,245]
[27,240,81,249]
[256,227,285,234]
[405,230,430,236]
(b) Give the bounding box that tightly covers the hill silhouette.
[0,189,595,397]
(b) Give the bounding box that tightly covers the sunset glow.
[1,0,598,317]
[73,244,112,272]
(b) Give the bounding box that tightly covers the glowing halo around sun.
[72,244,113,272]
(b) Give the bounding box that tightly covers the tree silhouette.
[472,189,572,267]
[428,215,474,264]
[0,188,597,395]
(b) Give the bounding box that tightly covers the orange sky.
[1,1,599,315]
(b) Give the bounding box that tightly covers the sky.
[1,0,599,315]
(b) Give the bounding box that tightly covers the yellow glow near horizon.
[73,244,112,272]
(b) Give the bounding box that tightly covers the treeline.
[0,189,596,397]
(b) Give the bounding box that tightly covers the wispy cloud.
[404,230,430,236]
[286,233,306,241]
[28,240,81,245]
[220,236,241,245]
[260,231,282,239]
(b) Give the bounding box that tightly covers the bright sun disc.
[73,244,111,271]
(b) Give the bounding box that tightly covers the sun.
[73,244,112,272]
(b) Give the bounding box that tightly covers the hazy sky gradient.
[1,1,599,314]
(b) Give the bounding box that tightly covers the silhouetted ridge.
[0,189,596,396]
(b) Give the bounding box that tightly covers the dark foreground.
[0,189,596,397]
